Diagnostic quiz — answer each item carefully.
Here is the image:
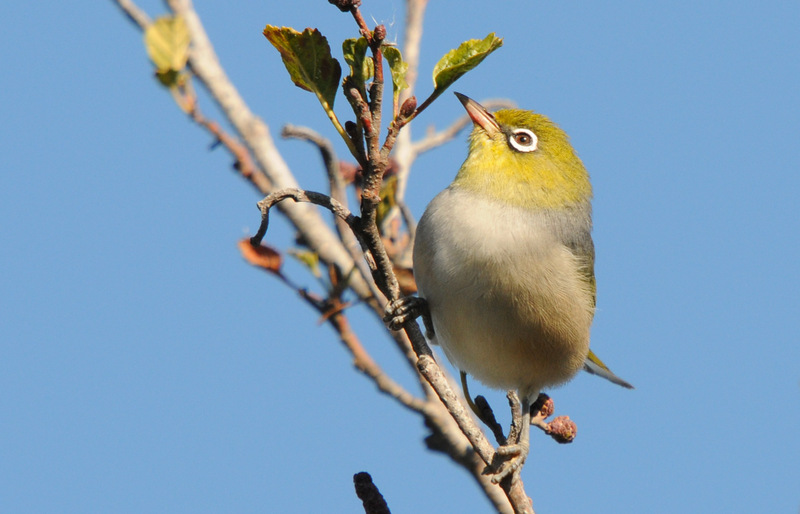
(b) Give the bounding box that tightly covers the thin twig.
[342,7,534,512]
[416,356,495,465]
[281,125,386,303]
[340,11,400,305]
[164,0,373,300]
[350,8,374,42]
[117,2,535,512]
[280,125,343,205]
[418,356,534,514]
[330,310,427,414]
[250,188,356,247]
[112,0,150,29]
[191,106,264,188]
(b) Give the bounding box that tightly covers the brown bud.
[537,397,555,419]
[399,96,417,118]
[529,393,552,418]
[328,0,361,12]
[373,24,387,42]
[547,416,577,444]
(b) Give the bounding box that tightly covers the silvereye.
[388,93,631,480]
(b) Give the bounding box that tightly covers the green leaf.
[382,45,408,103]
[155,69,186,88]
[144,15,190,74]
[288,249,321,278]
[342,37,372,93]
[432,33,503,93]
[264,26,342,111]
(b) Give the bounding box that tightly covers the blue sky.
[2,1,798,512]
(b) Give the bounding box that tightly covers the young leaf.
[432,33,503,93]
[288,249,322,278]
[144,15,190,74]
[263,26,342,111]
[155,69,187,88]
[342,37,372,93]
[382,45,409,104]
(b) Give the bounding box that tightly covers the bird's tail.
[583,350,634,389]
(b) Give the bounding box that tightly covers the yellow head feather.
[454,107,592,210]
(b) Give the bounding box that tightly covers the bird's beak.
[455,92,501,136]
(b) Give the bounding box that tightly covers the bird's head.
[453,93,592,210]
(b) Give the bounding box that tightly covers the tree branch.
[330,311,427,414]
[112,0,150,29]
[164,0,373,300]
[353,472,391,514]
[281,125,387,304]
[250,188,357,247]
[115,1,538,512]
[190,105,263,188]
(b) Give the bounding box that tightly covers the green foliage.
[432,33,503,95]
[144,15,190,88]
[289,248,322,278]
[263,26,342,112]
[381,46,408,105]
[342,37,372,95]
[262,18,501,161]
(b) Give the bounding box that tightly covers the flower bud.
[373,24,387,42]
[547,416,577,444]
[400,96,417,118]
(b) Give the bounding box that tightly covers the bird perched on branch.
[386,93,631,481]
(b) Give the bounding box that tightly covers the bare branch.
[251,188,356,247]
[165,0,373,300]
[190,106,264,189]
[330,311,427,414]
[388,0,427,243]
[280,124,386,303]
[400,0,427,104]
[353,472,391,514]
[416,356,495,465]
[116,2,538,512]
[112,0,151,29]
[281,125,343,203]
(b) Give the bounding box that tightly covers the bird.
[387,92,631,481]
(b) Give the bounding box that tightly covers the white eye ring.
[508,128,538,153]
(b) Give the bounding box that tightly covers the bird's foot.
[491,440,530,483]
[383,296,433,335]
[487,391,532,483]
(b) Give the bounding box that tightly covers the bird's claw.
[491,440,530,483]
[383,296,428,331]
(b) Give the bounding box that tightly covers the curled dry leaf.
[238,238,282,274]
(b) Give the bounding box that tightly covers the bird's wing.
[565,223,634,389]
[584,350,634,389]
[564,222,597,307]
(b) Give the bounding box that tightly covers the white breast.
[413,186,594,396]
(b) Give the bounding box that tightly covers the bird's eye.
[508,129,538,153]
